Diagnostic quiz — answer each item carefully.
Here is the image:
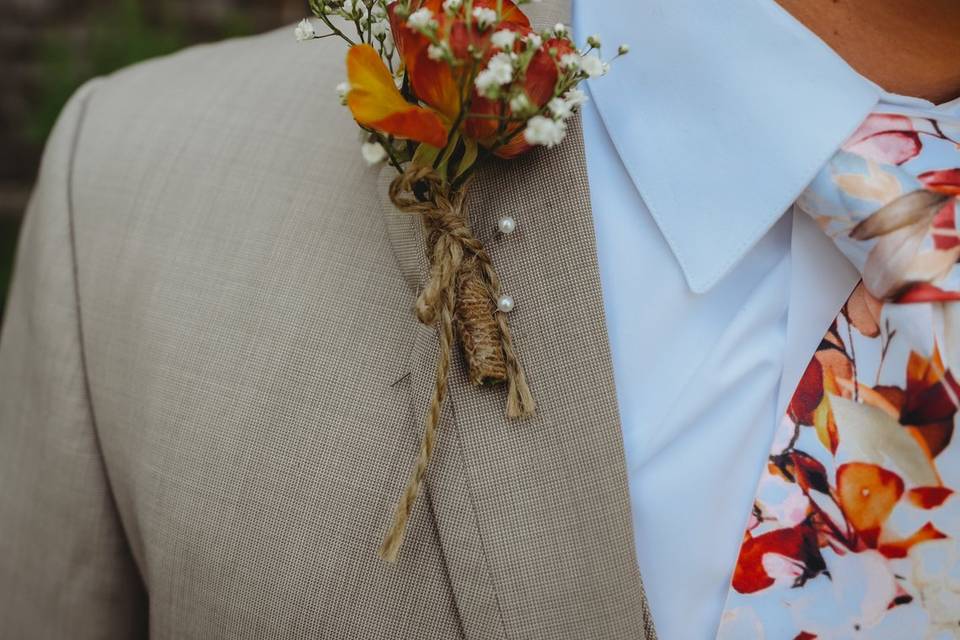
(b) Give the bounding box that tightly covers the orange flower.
[346,43,448,149]
[346,0,568,158]
[388,0,462,121]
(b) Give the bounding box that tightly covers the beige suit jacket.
[0,1,657,637]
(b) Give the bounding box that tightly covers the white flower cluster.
[472,7,498,29]
[336,81,351,104]
[490,29,516,51]
[294,19,316,42]
[407,7,437,31]
[522,88,587,149]
[361,141,387,165]
[474,52,516,97]
[341,0,368,19]
[559,52,608,78]
[303,0,396,62]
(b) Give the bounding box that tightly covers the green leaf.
[412,143,441,168]
[454,137,479,180]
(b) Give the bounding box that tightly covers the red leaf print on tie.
[896,282,960,303]
[930,197,959,250]
[789,358,823,425]
[877,522,948,558]
[920,168,960,196]
[843,114,923,165]
[732,525,824,594]
[901,350,960,433]
[906,486,954,509]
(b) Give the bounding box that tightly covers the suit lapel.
[379,2,655,626]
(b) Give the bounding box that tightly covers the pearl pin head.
[497,216,517,235]
[497,295,515,313]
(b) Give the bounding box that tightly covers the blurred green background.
[1,0,304,319]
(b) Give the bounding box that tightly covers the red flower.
[346,0,570,158]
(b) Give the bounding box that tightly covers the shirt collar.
[573,0,882,293]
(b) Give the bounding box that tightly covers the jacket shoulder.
[74,25,362,202]
[93,24,349,125]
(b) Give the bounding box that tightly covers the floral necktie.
[717,109,960,639]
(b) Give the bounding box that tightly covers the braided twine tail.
[378,166,534,563]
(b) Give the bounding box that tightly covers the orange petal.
[493,131,533,159]
[346,44,448,148]
[409,47,461,120]
[527,39,568,104]
[388,3,460,119]
[837,462,904,547]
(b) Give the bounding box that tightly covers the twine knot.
[379,165,535,562]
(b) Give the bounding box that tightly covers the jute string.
[379,165,535,562]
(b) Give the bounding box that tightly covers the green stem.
[317,13,356,45]
[366,128,405,174]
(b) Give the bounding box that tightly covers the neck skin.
[776,0,960,104]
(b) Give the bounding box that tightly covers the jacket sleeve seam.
[64,78,149,593]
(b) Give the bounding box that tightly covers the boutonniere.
[298,0,625,562]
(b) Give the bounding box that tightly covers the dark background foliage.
[1,0,305,318]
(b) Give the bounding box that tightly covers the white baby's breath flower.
[371,3,387,18]
[527,33,542,49]
[580,53,607,77]
[548,96,572,120]
[361,142,388,165]
[336,81,351,103]
[562,87,588,108]
[509,92,532,114]
[371,19,389,38]
[491,29,516,50]
[586,34,601,48]
[407,7,436,30]
[474,52,514,94]
[618,43,630,55]
[442,0,462,12]
[486,52,514,82]
[474,70,496,94]
[559,53,581,71]
[472,7,498,29]
[524,115,567,148]
[427,43,447,60]
[342,0,368,18]
[553,22,567,36]
[294,18,316,42]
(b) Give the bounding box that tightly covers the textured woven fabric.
[0,1,655,638]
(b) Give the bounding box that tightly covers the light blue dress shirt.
[571,1,955,637]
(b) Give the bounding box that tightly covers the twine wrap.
[379,165,535,562]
